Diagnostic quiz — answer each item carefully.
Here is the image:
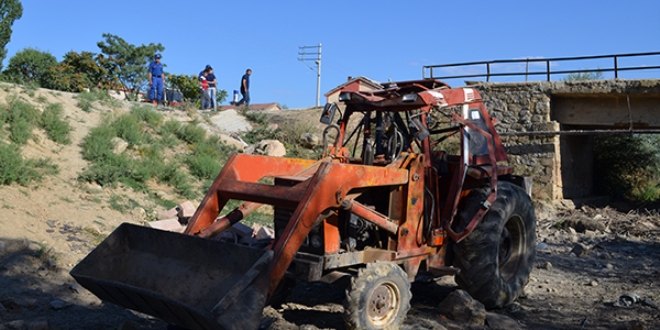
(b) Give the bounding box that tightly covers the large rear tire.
[343,262,412,330]
[452,181,536,309]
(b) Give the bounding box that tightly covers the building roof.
[324,76,383,97]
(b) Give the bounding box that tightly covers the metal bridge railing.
[423,52,660,82]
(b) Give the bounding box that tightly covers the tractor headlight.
[338,92,352,102]
[402,93,417,102]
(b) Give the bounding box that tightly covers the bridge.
[424,53,660,200]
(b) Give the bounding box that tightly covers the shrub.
[131,104,163,127]
[3,98,39,145]
[111,114,143,146]
[75,89,120,112]
[40,103,72,144]
[594,134,660,202]
[176,123,206,145]
[0,144,58,185]
[81,125,115,162]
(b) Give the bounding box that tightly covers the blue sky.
[5,0,660,108]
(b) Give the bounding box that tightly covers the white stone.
[209,109,253,134]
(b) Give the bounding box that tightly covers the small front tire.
[343,262,412,330]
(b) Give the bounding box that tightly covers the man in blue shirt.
[148,54,165,104]
[236,68,251,107]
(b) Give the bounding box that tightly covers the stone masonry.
[469,79,660,200]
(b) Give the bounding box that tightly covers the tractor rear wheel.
[343,262,411,330]
[452,181,536,309]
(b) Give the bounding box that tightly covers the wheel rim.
[499,214,526,283]
[367,281,400,327]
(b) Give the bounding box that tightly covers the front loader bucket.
[70,223,272,330]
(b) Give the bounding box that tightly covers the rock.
[486,312,522,330]
[268,123,279,131]
[157,207,178,220]
[147,218,185,233]
[45,220,57,228]
[247,140,286,157]
[45,258,57,269]
[131,207,147,222]
[0,241,5,251]
[589,280,598,287]
[177,201,197,220]
[438,289,486,326]
[209,109,253,134]
[403,320,447,330]
[116,321,141,330]
[219,133,248,150]
[563,218,606,233]
[25,320,48,330]
[626,320,644,330]
[49,299,67,310]
[605,263,614,269]
[5,320,25,330]
[110,137,129,154]
[299,133,320,148]
[69,283,83,294]
[536,242,548,250]
[571,243,589,257]
[541,261,552,270]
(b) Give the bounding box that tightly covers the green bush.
[131,104,163,127]
[186,136,235,180]
[75,89,120,112]
[81,125,115,162]
[40,103,72,144]
[111,114,143,146]
[176,123,206,145]
[594,134,660,202]
[2,98,40,145]
[0,144,58,185]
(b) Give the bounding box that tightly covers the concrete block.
[158,207,178,220]
[177,201,197,219]
[147,218,185,233]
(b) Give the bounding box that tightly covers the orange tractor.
[71,79,536,330]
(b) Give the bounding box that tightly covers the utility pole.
[298,43,322,107]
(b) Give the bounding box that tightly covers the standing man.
[199,65,211,109]
[206,65,218,111]
[236,69,251,107]
[148,54,165,105]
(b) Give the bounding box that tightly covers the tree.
[2,47,57,86]
[168,73,228,105]
[0,0,23,71]
[96,33,164,101]
[44,51,119,92]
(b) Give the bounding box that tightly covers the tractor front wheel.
[452,181,536,309]
[343,262,412,330]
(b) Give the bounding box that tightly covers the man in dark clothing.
[236,69,251,107]
[148,54,165,104]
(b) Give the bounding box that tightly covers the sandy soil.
[1,86,659,329]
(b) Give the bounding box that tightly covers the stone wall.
[469,79,660,200]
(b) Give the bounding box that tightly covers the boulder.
[437,290,486,326]
[300,133,320,148]
[247,140,286,157]
[219,133,248,150]
[110,137,128,154]
[486,312,523,330]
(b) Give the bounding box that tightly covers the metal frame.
[423,51,660,82]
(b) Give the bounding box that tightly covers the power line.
[298,44,322,107]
